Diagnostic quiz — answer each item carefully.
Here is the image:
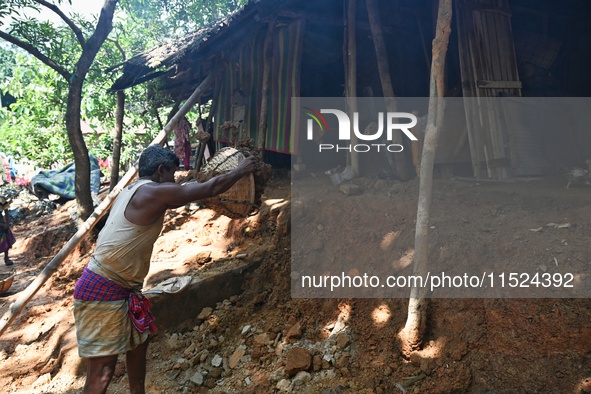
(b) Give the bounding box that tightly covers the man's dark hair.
[138,145,179,177]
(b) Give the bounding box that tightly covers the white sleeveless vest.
[88,179,164,289]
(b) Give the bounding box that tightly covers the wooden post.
[0,72,217,337]
[345,0,360,176]
[366,0,411,180]
[257,21,275,158]
[400,0,452,356]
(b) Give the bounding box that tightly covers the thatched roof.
[108,0,297,100]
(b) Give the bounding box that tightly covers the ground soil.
[0,171,591,394]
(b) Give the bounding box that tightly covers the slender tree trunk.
[400,0,453,356]
[110,90,125,191]
[65,79,94,224]
[68,0,119,221]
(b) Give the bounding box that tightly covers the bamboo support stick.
[366,0,410,180]
[345,0,360,176]
[257,21,274,158]
[0,71,216,337]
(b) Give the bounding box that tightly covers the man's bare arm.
[126,157,256,225]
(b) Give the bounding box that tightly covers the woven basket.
[197,147,256,219]
[0,272,14,294]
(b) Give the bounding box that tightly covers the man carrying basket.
[73,144,255,394]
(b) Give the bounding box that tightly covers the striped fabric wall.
[214,18,304,154]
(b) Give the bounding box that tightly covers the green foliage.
[1,0,248,171]
[0,48,70,167]
[121,0,248,37]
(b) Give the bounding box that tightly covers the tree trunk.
[400,0,453,356]
[65,79,93,224]
[1,0,118,218]
[68,0,119,221]
[110,90,125,191]
[366,0,411,180]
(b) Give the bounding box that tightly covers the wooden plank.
[455,0,478,176]
[476,80,522,89]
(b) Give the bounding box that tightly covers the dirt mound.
[1,173,591,393]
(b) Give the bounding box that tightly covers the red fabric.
[129,293,158,334]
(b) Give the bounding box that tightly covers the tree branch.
[106,37,126,60]
[0,30,71,80]
[76,0,119,78]
[32,0,86,46]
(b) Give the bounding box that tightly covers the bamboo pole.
[257,21,275,158]
[0,71,216,337]
[366,0,411,180]
[345,0,360,176]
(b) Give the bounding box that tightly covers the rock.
[178,358,191,370]
[335,354,349,368]
[409,351,422,366]
[166,333,182,350]
[32,373,51,388]
[285,347,312,376]
[292,371,311,386]
[251,347,264,360]
[336,332,350,349]
[286,322,302,341]
[197,307,213,320]
[211,354,223,367]
[313,354,322,371]
[339,183,362,196]
[185,250,211,265]
[253,293,266,305]
[229,346,246,369]
[420,358,435,375]
[183,343,197,358]
[210,367,222,378]
[276,342,285,356]
[254,333,270,346]
[190,372,204,386]
[339,367,350,377]
[241,325,251,335]
[205,379,216,389]
[276,378,291,392]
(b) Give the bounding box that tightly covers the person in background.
[0,195,15,266]
[73,144,255,394]
[174,116,192,169]
[0,153,11,183]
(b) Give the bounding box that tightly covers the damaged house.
[109,0,591,180]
